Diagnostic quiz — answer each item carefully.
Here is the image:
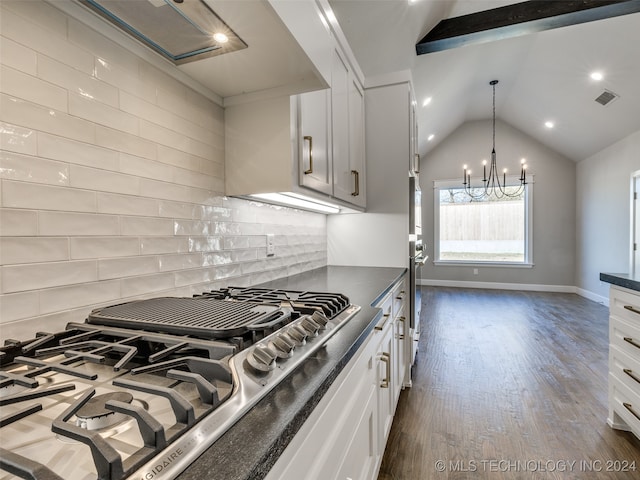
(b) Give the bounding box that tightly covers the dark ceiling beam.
[416,0,640,55]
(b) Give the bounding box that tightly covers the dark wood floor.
[378,287,640,479]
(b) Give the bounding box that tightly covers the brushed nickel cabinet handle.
[624,337,640,350]
[623,368,640,385]
[397,316,405,340]
[351,170,359,196]
[303,136,313,174]
[624,305,640,316]
[414,153,420,174]
[380,352,391,388]
[623,402,640,422]
[375,312,391,331]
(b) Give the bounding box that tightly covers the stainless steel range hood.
[79,0,247,64]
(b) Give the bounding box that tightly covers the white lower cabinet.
[608,285,640,440]
[265,276,407,480]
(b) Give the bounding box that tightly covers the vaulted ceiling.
[329,0,640,162]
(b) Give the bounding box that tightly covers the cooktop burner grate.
[195,288,350,318]
[87,297,289,339]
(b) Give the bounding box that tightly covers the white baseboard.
[575,287,609,306]
[417,279,610,307]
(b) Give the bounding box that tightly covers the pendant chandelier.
[462,80,528,200]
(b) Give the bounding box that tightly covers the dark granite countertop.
[177,265,407,480]
[600,272,640,293]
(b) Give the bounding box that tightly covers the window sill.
[433,260,534,268]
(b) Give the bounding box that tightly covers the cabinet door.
[299,89,332,195]
[347,76,366,207]
[394,310,406,402]
[376,323,395,451]
[331,48,351,202]
[335,385,378,480]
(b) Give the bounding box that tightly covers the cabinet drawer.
[610,373,640,438]
[610,315,640,362]
[392,278,407,318]
[610,345,640,396]
[611,286,640,326]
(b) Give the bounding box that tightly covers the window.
[434,180,533,266]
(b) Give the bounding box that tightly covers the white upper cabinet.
[299,89,332,195]
[332,49,366,207]
[224,1,366,212]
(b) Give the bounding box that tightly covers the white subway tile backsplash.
[158,201,204,220]
[1,94,95,144]
[98,256,159,280]
[95,125,157,160]
[189,236,223,253]
[0,237,69,265]
[70,164,140,195]
[119,152,174,183]
[174,220,212,236]
[97,192,159,217]
[67,17,141,77]
[121,273,175,298]
[39,280,121,315]
[121,216,174,236]
[38,132,119,171]
[139,178,191,203]
[1,65,68,112]
[0,2,327,339]
[199,157,225,178]
[2,180,96,212]
[0,122,37,155]
[120,91,176,131]
[94,58,156,104]
[0,208,38,236]
[1,4,94,75]
[156,145,201,172]
[158,253,205,272]
[70,237,140,259]
[139,119,189,152]
[140,237,190,255]
[2,260,97,293]
[0,291,40,323]
[37,55,119,108]
[0,36,37,76]
[70,93,139,135]
[39,211,120,236]
[0,151,69,186]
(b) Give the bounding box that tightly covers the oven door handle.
[414,255,428,266]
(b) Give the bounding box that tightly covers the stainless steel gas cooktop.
[0,287,359,480]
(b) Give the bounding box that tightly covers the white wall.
[0,0,326,340]
[576,130,640,299]
[421,119,576,288]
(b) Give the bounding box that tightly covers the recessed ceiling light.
[213,32,229,44]
[427,134,435,141]
[590,71,604,81]
[422,97,432,107]
[545,121,555,129]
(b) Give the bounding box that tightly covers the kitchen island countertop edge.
[600,272,640,293]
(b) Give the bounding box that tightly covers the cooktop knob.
[247,344,277,372]
[300,316,321,336]
[311,310,329,329]
[286,325,308,346]
[270,334,295,358]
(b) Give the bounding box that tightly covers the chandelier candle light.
[463,80,528,200]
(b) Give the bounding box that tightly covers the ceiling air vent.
[80,0,247,64]
[594,89,619,106]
